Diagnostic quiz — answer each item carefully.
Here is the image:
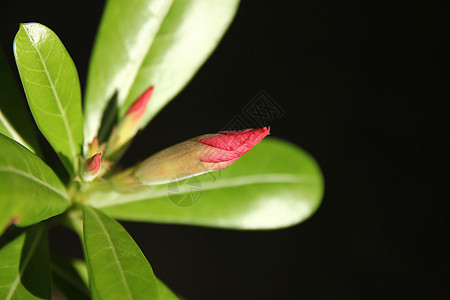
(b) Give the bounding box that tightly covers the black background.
[0,0,448,299]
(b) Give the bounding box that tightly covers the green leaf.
[88,138,324,230]
[0,224,51,299]
[84,0,174,144]
[156,279,179,300]
[0,47,40,154]
[14,23,83,176]
[82,205,159,299]
[0,110,33,154]
[52,254,180,300]
[121,0,240,128]
[0,134,69,235]
[51,255,179,300]
[50,256,90,300]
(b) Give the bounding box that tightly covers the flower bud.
[81,153,103,182]
[86,136,99,157]
[105,86,154,158]
[131,127,270,185]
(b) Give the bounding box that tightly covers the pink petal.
[126,86,154,119]
[199,127,270,163]
[85,153,102,173]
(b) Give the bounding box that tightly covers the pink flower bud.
[198,127,270,163]
[86,136,99,157]
[131,127,270,185]
[126,86,154,119]
[91,136,99,149]
[104,86,154,158]
[81,153,102,182]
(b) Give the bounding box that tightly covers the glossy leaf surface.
[14,23,83,176]
[84,0,173,144]
[0,47,39,153]
[121,0,240,128]
[0,224,51,299]
[89,138,324,230]
[83,205,159,299]
[0,134,69,235]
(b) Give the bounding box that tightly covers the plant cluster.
[0,1,323,299]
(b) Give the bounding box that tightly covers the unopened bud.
[105,86,154,158]
[130,127,270,185]
[81,153,102,182]
[87,136,99,157]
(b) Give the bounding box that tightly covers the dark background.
[0,0,448,299]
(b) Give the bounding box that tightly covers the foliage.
[0,0,323,298]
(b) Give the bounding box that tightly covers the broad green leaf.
[0,134,69,235]
[14,23,83,176]
[0,224,51,299]
[84,0,174,144]
[0,47,39,153]
[51,255,180,300]
[121,0,240,128]
[82,205,159,300]
[50,256,90,300]
[88,138,324,230]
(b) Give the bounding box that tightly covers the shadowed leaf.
[0,47,39,154]
[0,224,51,299]
[50,256,90,300]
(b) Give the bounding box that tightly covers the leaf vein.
[24,78,51,88]
[54,50,65,86]
[0,166,68,199]
[23,26,78,173]
[89,208,134,299]
[92,174,316,208]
